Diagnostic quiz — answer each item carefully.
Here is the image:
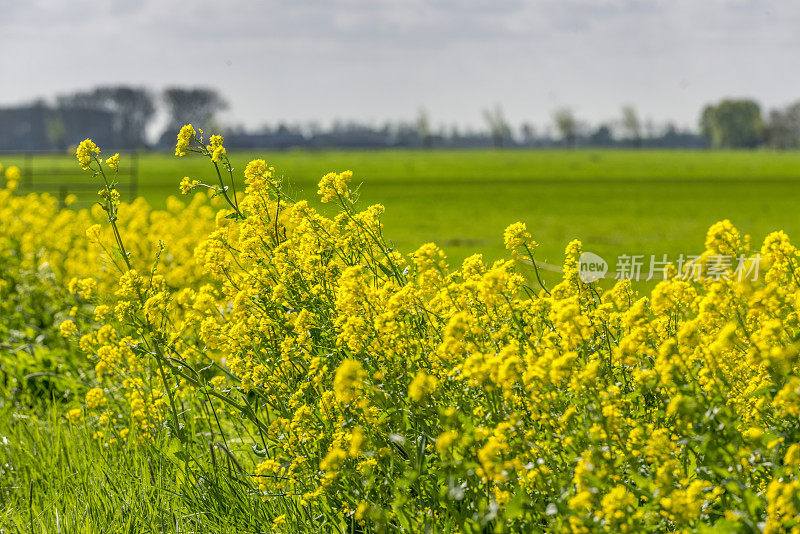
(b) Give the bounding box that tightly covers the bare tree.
[94,87,155,148]
[621,105,642,147]
[416,108,432,149]
[553,107,577,148]
[483,105,511,148]
[163,87,228,132]
[765,102,800,149]
[520,123,536,146]
[57,86,155,148]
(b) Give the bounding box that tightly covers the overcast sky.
[1,0,798,133]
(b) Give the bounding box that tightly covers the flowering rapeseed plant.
[3,132,800,532]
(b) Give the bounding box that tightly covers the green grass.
[9,149,800,287]
[0,402,281,532]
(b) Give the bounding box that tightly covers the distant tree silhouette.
[416,108,433,149]
[553,107,577,147]
[163,88,228,133]
[699,105,715,142]
[621,105,642,147]
[520,123,536,146]
[589,124,614,147]
[57,86,155,148]
[482,105,511,148]
[699,99,763,148]
[94,87,155,148]
[765,102,800,149]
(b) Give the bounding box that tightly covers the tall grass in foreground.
[0,404,274,532]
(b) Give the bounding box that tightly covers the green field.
[9,149,800,286]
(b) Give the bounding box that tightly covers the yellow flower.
[106,153,120,171]
[244,159,277,194]
[85,388,106,409]
[436,430,459,454]
[348,427,366,457]
[333,359,366,405]
[503,221,533,250]
[207,135,226,163]
[179,176,200,194]
[600,485,636,526]
[69,277,97,299]
[320,446,347,472]
[784,444,800,466]
[175,124,196,156]
[59,320,78,338]
[5,165,20,181]
[408,370,437,402]
[98,187,120,206]
[86,224,103,242]
[742,427,764,441]
[67,408,83,424]
[569,490,593,510]
[317,170,353,203]
[93,304,111,321]
[477,436,507,481]
[76,139,100,169]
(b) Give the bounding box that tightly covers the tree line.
[1,86,797,151]
[55,87,227,149]
[700,99,800,149]
[0,87,228,151]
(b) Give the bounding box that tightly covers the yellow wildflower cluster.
[4,165,20,191]
[207,134,226,163]
[503,220,533,250]
[408,370,437,402]
[179,176,200,194]
[317,170,353,203]
[85,387,106,409]
[3,136,800,531]
[175,124,196,156]
[106,153,120,171]
[243,158,277,194]
[76,139,100,169]
[0,157,219,416]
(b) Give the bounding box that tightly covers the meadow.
[3,141,800,531]
[16,149,800,285]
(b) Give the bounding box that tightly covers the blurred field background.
[6,148,800,287]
